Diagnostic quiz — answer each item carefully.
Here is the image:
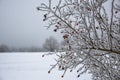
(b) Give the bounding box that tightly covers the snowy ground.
[0,52,91,80]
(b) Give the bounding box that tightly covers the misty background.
[0,0,62,50]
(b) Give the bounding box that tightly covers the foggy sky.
[0,0,62,48]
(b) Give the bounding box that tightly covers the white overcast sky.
[0,0,62,48]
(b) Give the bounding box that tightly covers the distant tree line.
[0,44,42,52]
[0,36,62,52]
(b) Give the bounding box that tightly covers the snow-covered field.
[0,52,91,80]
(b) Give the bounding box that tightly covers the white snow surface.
[0,52,91,80]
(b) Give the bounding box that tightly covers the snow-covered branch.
[37,0,120,80]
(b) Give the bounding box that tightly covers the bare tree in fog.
[43,36,59,52]
[0,44,9,52]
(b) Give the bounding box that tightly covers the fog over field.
[0,0,62,48]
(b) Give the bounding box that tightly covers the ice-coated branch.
[37,0,120,80]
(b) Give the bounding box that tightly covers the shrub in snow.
[37,0,120,80]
